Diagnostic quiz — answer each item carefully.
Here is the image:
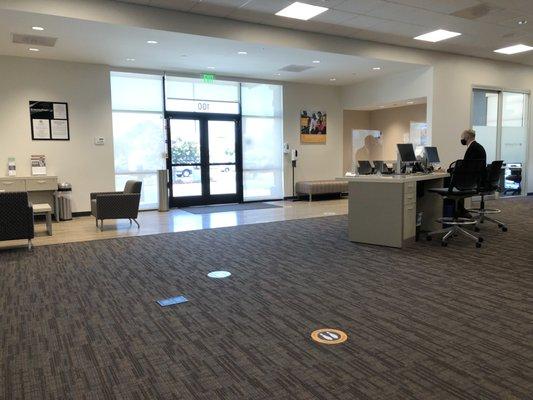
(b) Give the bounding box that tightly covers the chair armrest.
[90,191,122,200]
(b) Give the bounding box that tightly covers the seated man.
[457,129,486,217]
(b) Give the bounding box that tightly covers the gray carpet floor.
[0,197,532,400]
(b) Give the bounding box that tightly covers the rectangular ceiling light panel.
[494,44,533,55]
[275,2,328,21]
[414,29,461,43]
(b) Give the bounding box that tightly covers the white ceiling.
[117,0,533,66]
[0,8,425,85]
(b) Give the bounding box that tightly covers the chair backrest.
[482,160,504,192]
[449,159,486,192]
[123,180,142,194]
[0,191,29,209]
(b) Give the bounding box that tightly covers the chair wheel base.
[476,243,482,248]
[501,226,508,232]
[426,235,432,241]
[474,227,480,232]
[478,237,484,243]
[441,242,448,247]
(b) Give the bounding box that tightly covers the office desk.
[0,176,59,221]
[340,173,449,248]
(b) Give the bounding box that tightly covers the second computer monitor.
[424,146,440,163]
[397,143,417,163]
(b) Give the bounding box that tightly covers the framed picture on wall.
[29,101,70,141]
[300,110,327,143]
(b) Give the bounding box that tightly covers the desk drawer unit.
[0,179,26,192]
[26,178,57,191]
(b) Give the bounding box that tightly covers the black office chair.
[503,166,522,195]
[426,159,486,248]
[467,161,507,232]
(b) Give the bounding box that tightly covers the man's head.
[461,129,476,146]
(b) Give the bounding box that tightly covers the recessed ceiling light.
[147,40,158,44]
[518,19,528,25]
[372,67,381,71]
[126,58,135,61]
[32,26,44,31]
[207,66,215,70]
[379,105,385,108]
[238,51,248,55]
[274,73,281,76]
[494,44,533,54]
[275,2,328,21]
[29,48,39,52]
[312,60,320,64]
[414,29,461,43]
[407,101,414,105]
[329,77,336,81]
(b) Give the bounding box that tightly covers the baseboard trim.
[72,211,91,217]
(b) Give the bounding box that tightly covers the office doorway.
[166,113,243,207]
[472,89,529,196]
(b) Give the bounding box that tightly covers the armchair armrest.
[90,191,123,200]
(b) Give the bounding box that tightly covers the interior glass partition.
[472,88,529,196]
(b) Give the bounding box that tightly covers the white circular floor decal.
[207,271,232,279]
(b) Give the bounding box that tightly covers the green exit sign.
[203,73,215,83]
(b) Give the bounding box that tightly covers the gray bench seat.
[295,180,348,201]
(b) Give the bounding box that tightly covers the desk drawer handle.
[406,206,414,211]
[37,180,47,184]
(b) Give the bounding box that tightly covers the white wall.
[0,55,115,212]
[282,83,343,196]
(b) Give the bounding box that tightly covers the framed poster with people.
[300,110,327,143]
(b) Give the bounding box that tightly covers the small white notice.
[51,119,69,140]
[53,103,67,119]
[32,119,50,139]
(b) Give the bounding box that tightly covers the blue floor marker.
[157,296,188,307]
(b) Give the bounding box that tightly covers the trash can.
[57,183,72,220]
[158,170,169,212]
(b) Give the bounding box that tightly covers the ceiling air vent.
[278,64,314,73]
[11,33,58,47]
[451,3,495,20]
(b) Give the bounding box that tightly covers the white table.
[33,203,53,236]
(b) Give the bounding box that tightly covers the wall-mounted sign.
[166,98,239,114]
[300,110,327,144]
[203,73,215,83]
[29,101,70,141]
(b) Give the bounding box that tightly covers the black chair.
[426,159,486,248]
[0,192,35,249]
[90,180,142,231]
[503,166,522,195]
[468,161,507,232]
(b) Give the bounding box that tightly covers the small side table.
[33,203,53,236]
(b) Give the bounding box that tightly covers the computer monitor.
[424,146,440,163]
[357,160,372,175]
[397,143,417,163]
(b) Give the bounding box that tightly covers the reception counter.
[340,173,449,248]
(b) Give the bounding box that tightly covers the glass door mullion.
[496,90,503,162]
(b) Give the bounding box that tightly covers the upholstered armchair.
[0,192,35,249]
[90,181,142,231]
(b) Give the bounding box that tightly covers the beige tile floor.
[0,199,348,249]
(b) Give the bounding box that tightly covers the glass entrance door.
[167,115,242,207]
